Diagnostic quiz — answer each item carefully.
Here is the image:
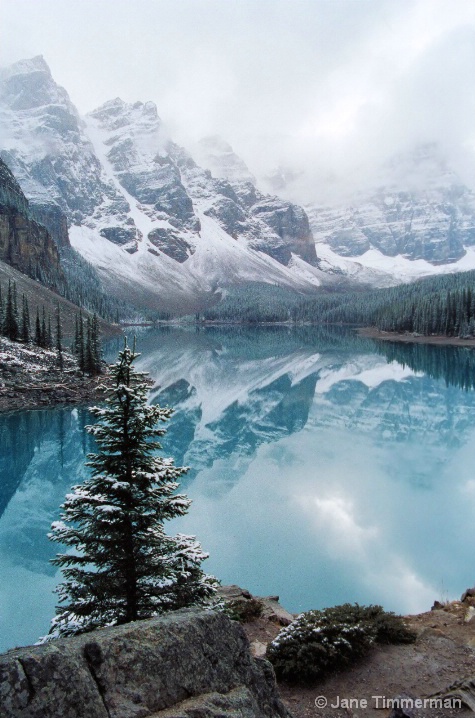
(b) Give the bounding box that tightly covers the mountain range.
[1,55,475,313]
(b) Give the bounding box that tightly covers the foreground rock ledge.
[0,608,291,718]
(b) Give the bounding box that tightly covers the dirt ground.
[242,600,475,718]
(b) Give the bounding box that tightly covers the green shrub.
[370,610,417,645]
[315,603,417,645]
[224,598,263,623]
[266,603,416,683]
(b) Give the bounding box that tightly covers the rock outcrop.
[195,136,256,185]
[0,609,291,718]
[0,158,63,285]
[218,586,295,627]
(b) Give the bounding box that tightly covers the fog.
[1,0,474,201]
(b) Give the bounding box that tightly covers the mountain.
[193,135,257,184]
[0,153,123,331]
[4,56,473,303]
[266,146,475,285]
[0,57,328,314]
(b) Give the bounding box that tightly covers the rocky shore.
[359,327,475,348]
[0,336,109,413]
[2,586,475,718]
[226,586,475,718]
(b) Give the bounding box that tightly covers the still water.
[2,326,475,652]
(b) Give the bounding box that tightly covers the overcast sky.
[1,0,474,199]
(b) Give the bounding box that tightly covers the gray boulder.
[0,609,291,718]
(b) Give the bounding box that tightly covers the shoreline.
[0,336,110,414]
[358,327,475,348]
[4,326,475,414]
[0,373,109,414]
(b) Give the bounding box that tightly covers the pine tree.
[35,308,42,346]
[72,313,80,355]
[41,307,47,348]
[55,303,64,371]
[91,313,102,375]
[21,294,31,343]
[12,281,18,319]
[78,312,85,373]
[85,316,94,374]
[46,339,217,639]
[47,315,53,349]
[0,283,4,337]
[4,280,19,341]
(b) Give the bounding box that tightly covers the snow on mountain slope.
[185,213,326,289]
[196,136,475,287]
[315,241,475,286]
[4,56,474,299]
[289,145,475,283]
[193,135,256,184]
[0,57,329,312]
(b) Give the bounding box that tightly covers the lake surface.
[2,326,475,652]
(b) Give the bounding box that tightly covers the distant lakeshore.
[359,327,475,348]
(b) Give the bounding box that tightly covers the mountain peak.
[0,55,51,81]
[90,97,127,114]
[0,55,75,115]
[195,135,255,184]
[88,97,161,126]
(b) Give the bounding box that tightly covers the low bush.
[224,597,263,622]
[266,603,416,683]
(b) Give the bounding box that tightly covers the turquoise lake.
[2,326,475,652]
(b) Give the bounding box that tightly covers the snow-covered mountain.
[192,135,257,184]
[0,56,330,313]
[261,146,475,286]
[3,56,474,301]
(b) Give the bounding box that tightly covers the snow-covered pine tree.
[46,339,217,639]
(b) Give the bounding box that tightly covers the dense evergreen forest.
[57,247,131,323]
[0,279,102,375]
[203,271,475,338]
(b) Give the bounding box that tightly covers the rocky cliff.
[0,157,62,285]
[0,609,291,718]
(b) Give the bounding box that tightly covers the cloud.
[0,0,474,199]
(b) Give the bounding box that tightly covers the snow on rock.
[304,145,475,284]
[192,135,256,184]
